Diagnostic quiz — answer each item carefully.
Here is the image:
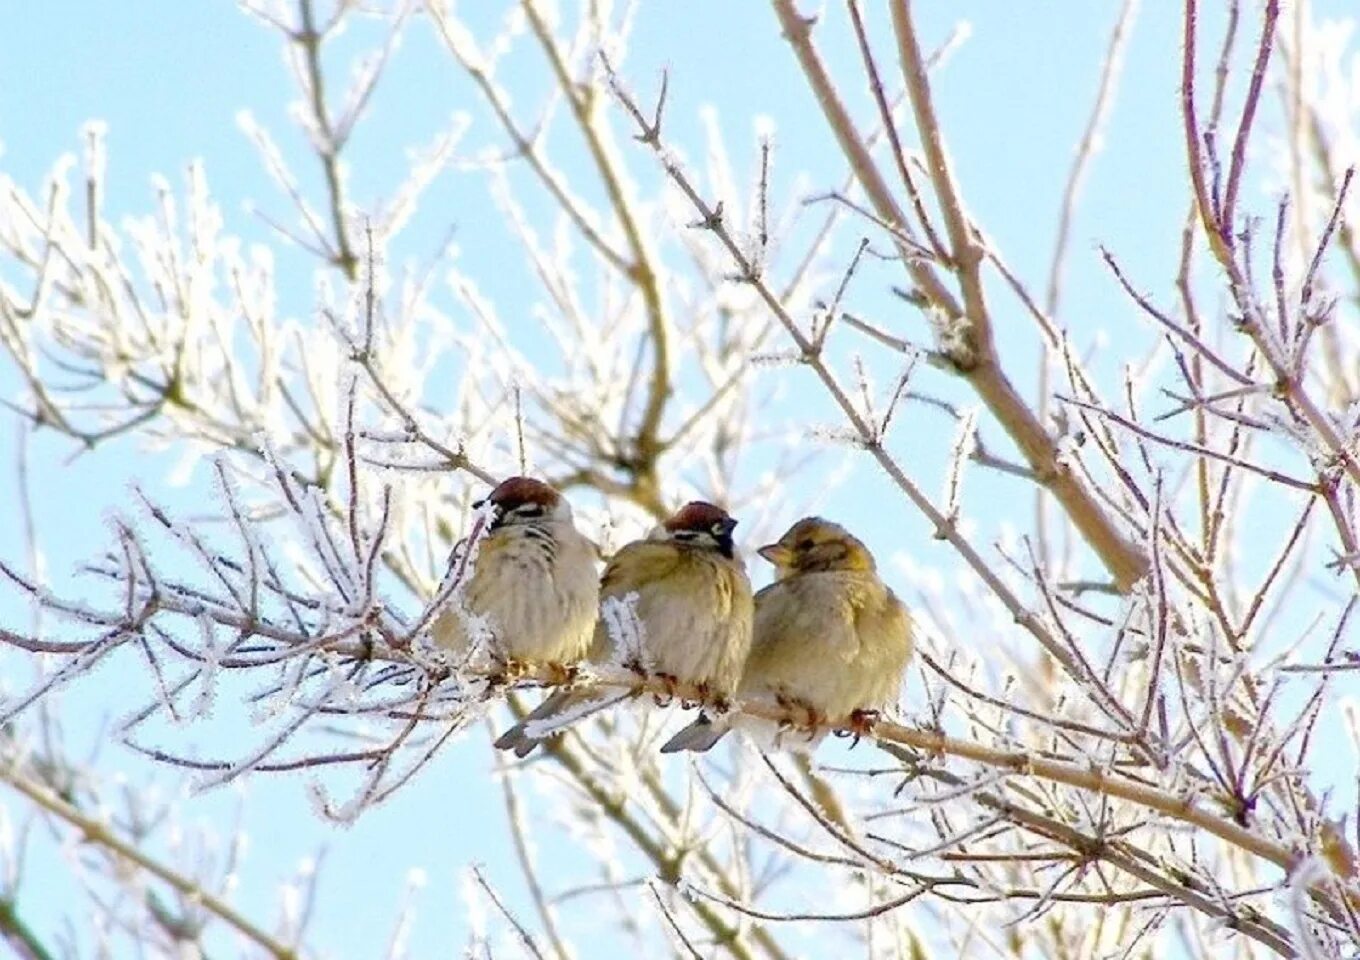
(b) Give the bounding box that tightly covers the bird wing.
[852,585,914,708]
[459,532,514,612]
[588,540,685,660]
[598,539,685,598]
[430,530,517,652]
[855,586,911,651]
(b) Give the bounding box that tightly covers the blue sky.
[2,2,1355,957]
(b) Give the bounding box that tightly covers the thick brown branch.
[769,0,1148,591]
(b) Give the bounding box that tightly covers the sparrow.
[494,501,754,757]
[430,477,599,676]
[660,517,912,752]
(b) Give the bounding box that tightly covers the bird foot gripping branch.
[835,708,882,747]
[652,672,682,707]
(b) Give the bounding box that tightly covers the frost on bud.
[925,303,975,368]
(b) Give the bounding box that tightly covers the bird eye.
[797,538,815,550]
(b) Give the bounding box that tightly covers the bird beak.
[757,543,793,566]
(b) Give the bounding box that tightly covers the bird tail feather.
[493,688,630,756]
[659,713,730,753]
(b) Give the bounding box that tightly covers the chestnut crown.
[662,501,738,557]
[476,476,565,525]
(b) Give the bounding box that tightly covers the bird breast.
[745,570,912,717]
[446,520,598,662]
[603,549,753,697]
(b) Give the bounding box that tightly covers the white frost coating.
[254,436,354,604]
[1286,857,1329,960]
[520,690,630,741]
[383,115,470,244]
[191,673,347,794]
[305,777,365,829]
[601,591,650,673]
[455,610,497,673]
[925,302,973,365]
[305,485,358,599]
[320,775,373,827]
[423,497,499,670]
[191,612,219,719]
[943,406,978,518]
[436,11,487,75]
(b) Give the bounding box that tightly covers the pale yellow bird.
[660,517,912,752]
[431,477,598,673]
[495,501,754,756]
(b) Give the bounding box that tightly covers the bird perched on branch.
[660,517,912,753]
[431,476,598,678]
[494,501,754,757]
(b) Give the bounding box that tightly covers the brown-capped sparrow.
[494,501,754,756]
[431,477,598,676]
[660,516,912,752]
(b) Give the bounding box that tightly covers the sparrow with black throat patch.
[495,501,753,756]
[431,476,598,682]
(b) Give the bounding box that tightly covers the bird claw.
[681,680,711,711]
[775,694,824,738]
[835,708,881,747]
[652,672,680,707]
[483,654,514,688]
[545,661,578,687]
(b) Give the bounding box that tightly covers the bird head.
[658,501,739,558]
[476,476,568,527]
[758,517,875,577]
